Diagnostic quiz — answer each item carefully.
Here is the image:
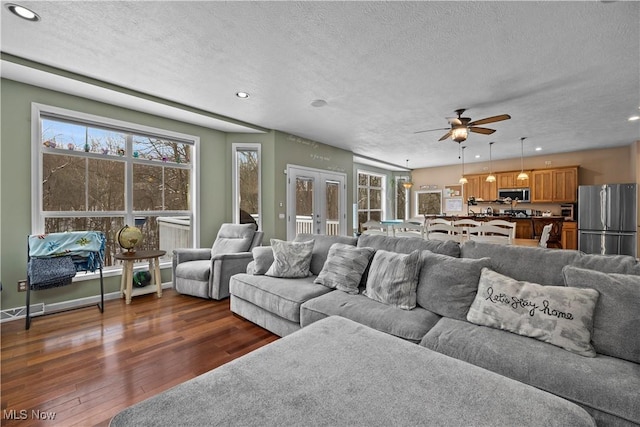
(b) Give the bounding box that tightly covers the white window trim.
[356,169,386,221]
[231,143,261,229]
[31,103,200,273]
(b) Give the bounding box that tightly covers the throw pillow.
[364,250,421,310]
[467,268,599,357]
[562,266,640,363]
[416,251,492,320]
[314,243,376,294]
[265,239,314,278]
[251,246,275,275]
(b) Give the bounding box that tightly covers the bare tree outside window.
[39,116,193,267]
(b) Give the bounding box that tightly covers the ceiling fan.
[415,109,511,143]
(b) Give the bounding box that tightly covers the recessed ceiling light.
[236,92,250,99]
[475,154,480,159]
[311,99,327,108]
[5,3,40,21]
[535,147,542,151]
[628,115,640,121]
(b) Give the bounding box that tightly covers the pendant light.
[486,142,496,183]
[517,137,529,181]
[402,159,413,189]
[458,146,468,184]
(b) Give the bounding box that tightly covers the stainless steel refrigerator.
[578,183,637,257]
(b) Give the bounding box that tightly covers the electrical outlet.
[18,280,27,292]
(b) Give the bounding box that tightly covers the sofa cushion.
[467,268,599,357]
[175,259,210,281]
[251,246,275,275]
[266,239,314,278]
[314,243,375,294]
[229,273,332,323]
[421,318,640,426]
[417,252,492,320]
[294,234,358,275]
[357,234,460,257]
[364,250,421,310]
[300,292,442,343]
[211,223,256,256]
[461,240,581,286]
[571,253,640,275]
[563,266,640,363]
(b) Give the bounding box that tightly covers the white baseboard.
[0,282,173,323]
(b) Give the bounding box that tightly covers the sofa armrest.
[210,253,255,299]
[173,248,212,265]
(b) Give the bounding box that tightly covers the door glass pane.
[325,181,340,235]
[370,189,382,210]
[237,149,259,228]
[397,180,406,220]
[296,177,314,234]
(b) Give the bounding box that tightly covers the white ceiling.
[2,1,639,169]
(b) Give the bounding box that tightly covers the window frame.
[356,169,386,224]
[231,143,261,230]
[31,103,200,274]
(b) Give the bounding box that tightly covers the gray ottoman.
[111,316,595,427]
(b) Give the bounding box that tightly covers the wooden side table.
[115,250,166,304]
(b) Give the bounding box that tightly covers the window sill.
[72,260,172,282]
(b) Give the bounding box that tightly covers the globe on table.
[116,225,143,253]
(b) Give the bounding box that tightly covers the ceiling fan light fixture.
[452,127,468,143]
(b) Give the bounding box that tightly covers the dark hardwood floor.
[1,289,278,426]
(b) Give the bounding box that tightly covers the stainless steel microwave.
[498,188,531,202]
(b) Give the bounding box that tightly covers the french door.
[286,165,347,239]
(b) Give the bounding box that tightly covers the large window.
[357,171,385,230]
[232,144,261,229]
[395,176,410,220]
[33,104,198,269]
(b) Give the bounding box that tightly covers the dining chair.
[361,220,388,236]
[484,219,517,241]
[538,223,553,248]
[425,223,463,242]
[465,224,513,245]
[392,222,424,238]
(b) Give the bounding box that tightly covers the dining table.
[512,238,541,247]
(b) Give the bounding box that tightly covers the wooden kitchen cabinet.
[465,174,497,201]
[531,170,553,202]
[531,167,578,203]
[561,221,578,250]
[552,167,578,203]
[497,171,531,189]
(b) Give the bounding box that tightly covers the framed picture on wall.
[414,190,442,216]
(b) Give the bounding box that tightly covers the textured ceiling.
[2,1,639,168]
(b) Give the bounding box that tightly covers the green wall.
[0,78,229,311]
[0,78,358,313]
[273,132,355,238]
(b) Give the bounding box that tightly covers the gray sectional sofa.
[229,234,640,427]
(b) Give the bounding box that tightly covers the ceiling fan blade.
[469,127,496,135]
[468,114,511,126]
[438,130,453,141]
[414,127,449,134]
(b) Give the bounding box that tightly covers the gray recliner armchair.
[173,223,263,300]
